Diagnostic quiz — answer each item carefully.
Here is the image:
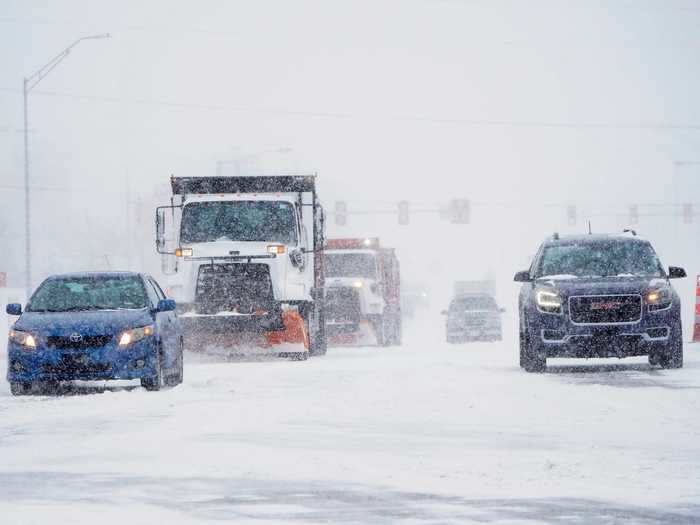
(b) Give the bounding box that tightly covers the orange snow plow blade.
[264,310,310,350]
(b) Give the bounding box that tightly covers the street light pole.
[22,33,110,298]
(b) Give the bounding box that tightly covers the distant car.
[443,294,504,343]
[515,233,686,373]
[6,272,183,395]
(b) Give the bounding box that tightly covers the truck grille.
[46,335,113,349]
[569,294,642,324]
[196,263,274,314]
[325,287,361,324]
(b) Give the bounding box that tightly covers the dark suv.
[514,233,686,372]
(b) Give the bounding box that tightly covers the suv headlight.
[9,329,37,349]
[118,325,154,347]
[646,285,673,311]
[535,288,562,314]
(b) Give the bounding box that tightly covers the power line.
[1,86,699,131]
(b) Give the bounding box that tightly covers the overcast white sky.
[2,0,700,309]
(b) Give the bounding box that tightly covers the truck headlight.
[646,286,672,311]
[535,288,562,314]
[118,325,154,347]
[267,244,286,254]
[352,281,363,288]
[9,329,37,349]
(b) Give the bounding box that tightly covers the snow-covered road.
[1,319,699,524]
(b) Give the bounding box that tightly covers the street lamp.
[23,34,110,297]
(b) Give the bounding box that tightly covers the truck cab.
[155,176,326,358]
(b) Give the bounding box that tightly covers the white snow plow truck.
[155,175,327,359]
[323,238,401,346]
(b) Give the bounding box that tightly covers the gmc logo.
[590,301,623,311]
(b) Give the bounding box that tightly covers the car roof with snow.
[43,271,144,280]
[543,233,649,246]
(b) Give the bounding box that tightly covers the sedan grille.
[46,335,113,349]
[569,295,642,324]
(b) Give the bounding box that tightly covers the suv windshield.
[325,253,377,279]
[28,276,148,312]
[537,240,662,278]
[181,201,297,244]
[450,295,497,311]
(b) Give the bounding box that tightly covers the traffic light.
[683,203,693,224]
[335,201,347,226]
[398,200,410,225]
[448,199,470,224]
[629,205,639,225]
[567,205,576,226]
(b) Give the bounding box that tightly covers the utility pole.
[22,34,110,297]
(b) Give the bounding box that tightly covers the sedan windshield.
[537,241,662,278]
[325,253,377,279]
[181,201,297,244]
[28,276,148,312]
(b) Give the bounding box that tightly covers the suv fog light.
[542,330,566,341]
[646,327,669,339]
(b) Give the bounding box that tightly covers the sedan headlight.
[118,325,154,347]
[9,329,37,349]
[535,288,562,314]
[646,285,673,311]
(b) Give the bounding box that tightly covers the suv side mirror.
[6,303,22,316]
[156,299,177,312]
[668,266,687,279]
[514,270,532,282]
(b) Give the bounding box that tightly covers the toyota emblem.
[69,333,83,343]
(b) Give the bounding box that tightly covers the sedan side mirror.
[6,303,22,316]
[514,270,532,282]
[156,299,177,312]
[668,266,687,279]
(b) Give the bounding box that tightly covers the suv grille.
[196,263,273,314]
[325,287,361,324]
[569,295,642,324]
[46,335,113,349]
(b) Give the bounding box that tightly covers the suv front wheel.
[520,328,546,373]
[652,323,683,369]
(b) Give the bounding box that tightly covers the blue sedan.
[6,272,184,395]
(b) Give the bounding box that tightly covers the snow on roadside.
[0,318,699,523]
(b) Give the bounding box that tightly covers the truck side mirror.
[668,266,686,279]
[514,270,532,282]
[155,209,166,251]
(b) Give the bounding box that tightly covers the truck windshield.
[28,276,148,312]
[180,201,297,244]
[325,253,377,279]
[537,240,662,278]
[451,296,497,311]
